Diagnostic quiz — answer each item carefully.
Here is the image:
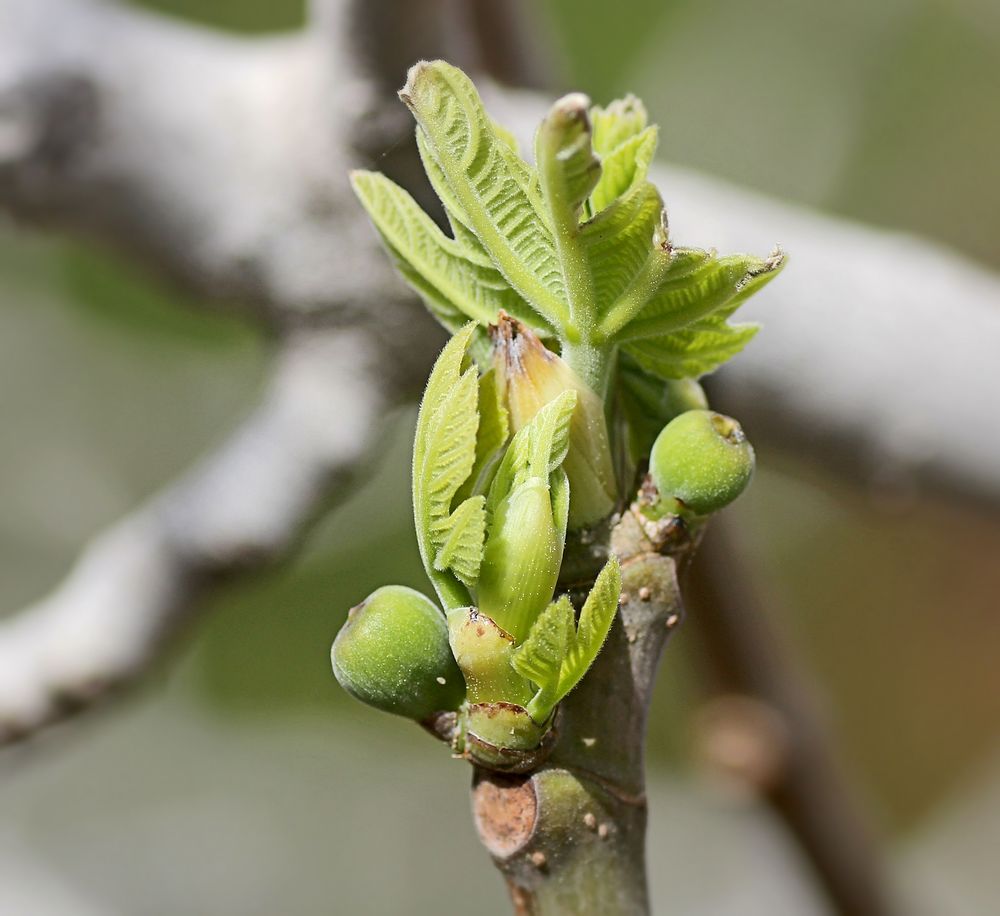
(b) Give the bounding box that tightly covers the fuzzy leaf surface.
[412,325,480,608]
[513,595,574,714]
[351,170,544,336]
[456,369,510,502]
[556,555,622,699]
[589,126,658,214]
[401,61,568,326]
[432,495,486,587]
[590,95,649,157]
[624,318,760,380]
[486,389,577,519]
[613,253,785,343]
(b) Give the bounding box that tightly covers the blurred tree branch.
[0,11,995,912]
[686,516,899,916]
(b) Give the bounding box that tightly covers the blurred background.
[1,0,998,913]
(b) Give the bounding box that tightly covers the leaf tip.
[398,59,432,106]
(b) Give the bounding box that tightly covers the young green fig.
[331,585,465,720]
[650,409,755,517]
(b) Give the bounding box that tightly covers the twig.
[1,0,998,751]
[0,328,393,743]
[685,516,901,916]
[473,505,690,914]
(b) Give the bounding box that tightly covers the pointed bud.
[331,586,465,720]
[491,314,617,528]
[650,410,755,517]
[476,474,567,643]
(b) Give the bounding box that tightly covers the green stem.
[471,506,690,914]
[473,769,649,915]
[561,339,611,399]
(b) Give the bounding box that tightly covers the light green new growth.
[513,556,622,723]
[344,60,782,769]
[412,324,483,610]
[351,59,784,394]
[410,329,623,715]
[477,391,576,640]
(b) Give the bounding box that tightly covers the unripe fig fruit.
[331,586,465,720]
[650,410,755,516]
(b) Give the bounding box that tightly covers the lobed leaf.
[455,368,510,502]
[432,495,486,587]
[590,95,649,157]
[613,252,785,343]
[401,61,568,327]
[486,389,578,519]
[556,555,621,700]
[351,170,544,338]
[412,325,480,608]
[535,94,602,230]
[512,595,574,716]
[581,181,665,314]
[589,126,658,214]
[624,319,760,380]
[516,555,623,723]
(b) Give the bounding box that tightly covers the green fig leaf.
[512,595,574,717]
[589,126,658,214]
[413,325,481,608]
[401,60,569,327]
[350,170,545,337]
[624,318,761,380]
[556,555,621,700]
[580,182,666,315]
[487,389,577,518]
[611,252,785,343]
[432,495,487,588]
[456,368,510,502]
[590,95,649,157]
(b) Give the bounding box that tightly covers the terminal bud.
[492,314,617,529]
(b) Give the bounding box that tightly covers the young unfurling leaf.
[513,555,623,724]
[557,555,621,700]
[431,495,486,589]
[455,368,510,502]
[349,170,549,343]
[477,391,577,641]
[512,596,574,720]
[485,389,577,519]
[401,60,569,328]
[588,94,658,216]
[412,325,482,608]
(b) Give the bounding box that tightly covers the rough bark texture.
[472,505,690,914]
